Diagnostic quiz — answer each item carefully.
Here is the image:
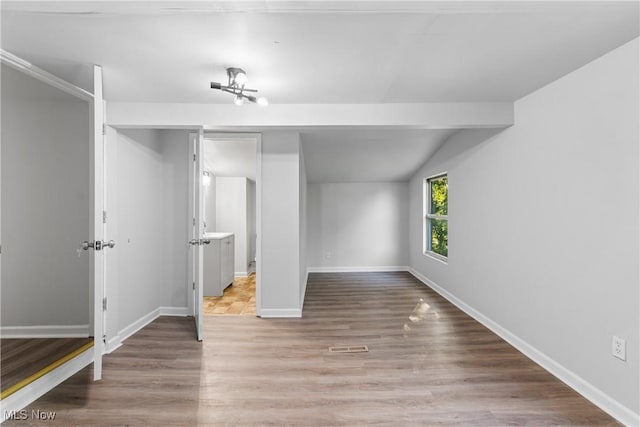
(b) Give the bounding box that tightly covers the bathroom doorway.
[200,134,258,317]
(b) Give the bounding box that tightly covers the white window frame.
[424,173,448,262]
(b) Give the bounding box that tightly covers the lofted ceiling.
[1,1,638,104]
[302,129,456,183]
[1,1,638,183]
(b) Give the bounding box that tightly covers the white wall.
[1,64,91,332]
[409,38,639,421]
[216,177,249,275]
[307,182,409,270]
[106,128,189,344]
[204,172,216,232]
[260,132,302,316]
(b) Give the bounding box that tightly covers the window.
[425,174,448,259]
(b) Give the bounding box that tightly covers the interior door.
[188,129,205,341]
[92,65,106,379]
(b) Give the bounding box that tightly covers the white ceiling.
[2,1,638,183]
[203,138,257,181]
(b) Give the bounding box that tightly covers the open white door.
[187,129,205,341]
[92,65,106,380]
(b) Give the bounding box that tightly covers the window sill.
[423,251,448,265]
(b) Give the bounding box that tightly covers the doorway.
[193,133,259,319]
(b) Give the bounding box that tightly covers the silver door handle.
[189,239,200,245]
[201,239,211,245]
[80,241,94,250]
[103,240,116,249]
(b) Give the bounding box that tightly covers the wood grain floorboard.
[0,337,93,393]
[3,272,619,426]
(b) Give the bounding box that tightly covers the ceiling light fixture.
[210,67,268,106]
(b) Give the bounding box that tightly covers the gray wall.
[307,182,409,269]
[260,132,302,315]
[247,179,256,267]
[409,39,639,415]
[1,64,90,330]
[299,142,307,303]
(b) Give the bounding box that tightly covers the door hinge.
[193,217,196,226]
[102,123,107,135]
[102,334,107,344]
[102,210,107,223]
[193,153,197,162]
[192,282,195,290]
[102,297,108,311]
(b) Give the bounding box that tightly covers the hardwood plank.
[1,337,93,393]
[3,272,619,426]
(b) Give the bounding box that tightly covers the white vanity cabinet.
[203,232,235,296]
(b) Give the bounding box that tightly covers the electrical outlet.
[612,336,626,361]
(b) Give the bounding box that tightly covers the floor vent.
[328,345,369,353]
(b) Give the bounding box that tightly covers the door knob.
[189,239,199,245]
[201,239,211,245]
[80,241,94,250]
[103,240,116,249]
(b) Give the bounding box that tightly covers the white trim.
[308,266,410,273]
[259,309,302,318]
[407,267,640,427]
[0,347,94,423]
[105,335,123,354]
[234,271,249,278]
[158,306,190,317]
[105,307,189,354]
[0,324,90,338]
[300,268,309,311]
[0,49,94,101]
[117,308,160,345]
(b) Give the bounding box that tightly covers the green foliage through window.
[426,175,448,258]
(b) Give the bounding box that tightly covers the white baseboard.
[106,306,189,354]
[308,265,410,273]
[235,271,248,278]
[0,324,90,338]
[0,346,94,423]
[300,268,309,312]
[259,308,302,318]
[105,334,122,354]
[117,308,160,346]
[407,267,640,427]
[159,306,189,316]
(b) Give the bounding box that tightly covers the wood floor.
[0,337,93,396]
[3,272,618,426]
[203,274,256,316]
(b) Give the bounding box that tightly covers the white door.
[92,65,106,379]
[188,129,205,341]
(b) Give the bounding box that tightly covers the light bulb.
[234,95,244,106]
[234,71,247,86]
[257,97,269,106]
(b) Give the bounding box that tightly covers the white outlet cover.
[612,336,626,361]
